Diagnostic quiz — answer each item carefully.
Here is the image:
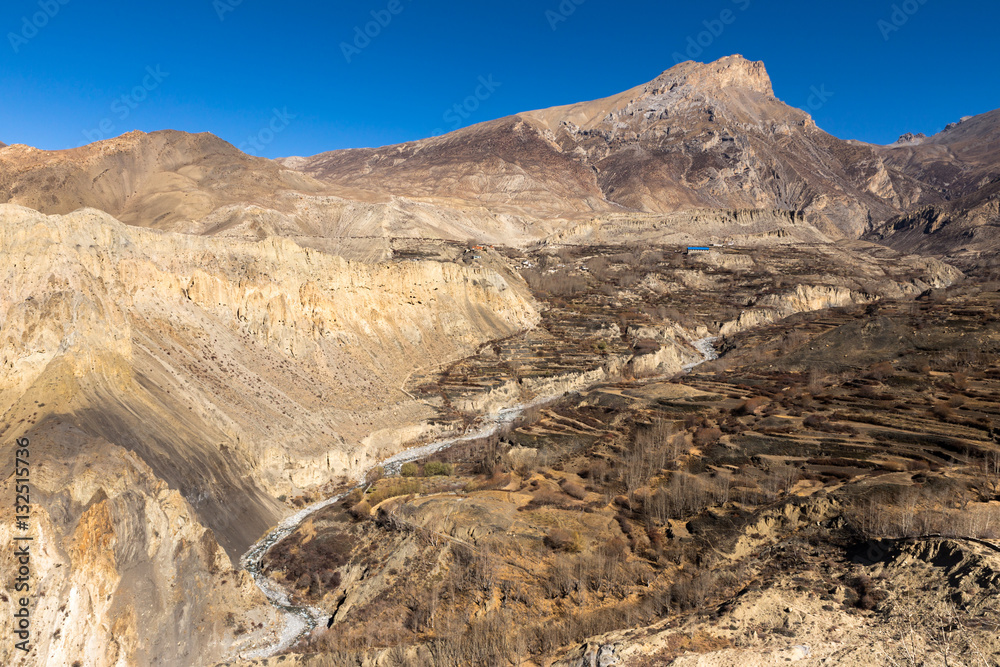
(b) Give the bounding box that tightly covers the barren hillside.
[284,56,909,241]
[875,108,1000,209]
[865,177,1000,272]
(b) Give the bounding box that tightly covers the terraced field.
[251,276,1000,666]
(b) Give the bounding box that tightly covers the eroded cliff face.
[864,178,1000,271]
[0,419,283,667]
[0,204,539,666]
[716,250,962,335]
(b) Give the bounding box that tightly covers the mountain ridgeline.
[1,55,996,258]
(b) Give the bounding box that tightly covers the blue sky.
[0,0,996,157]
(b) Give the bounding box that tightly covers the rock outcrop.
[865,177,1000,271]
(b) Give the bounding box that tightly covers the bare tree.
[978,450,1000,501]
[623,420,683,495]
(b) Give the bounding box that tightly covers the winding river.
[236,336,719,659]
[237,396,557,658]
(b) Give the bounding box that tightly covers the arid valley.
[1,53,999,666]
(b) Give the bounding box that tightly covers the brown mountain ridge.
[2,55,998,258]
[282,56,915,241]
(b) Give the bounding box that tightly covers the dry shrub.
[803,413,827,429]
[866,361,895,381]
[734,396,769,416]
[585,256,610,277]
[560,478,588,500]
[265,530,353,598]
[519,488,568,511]
[544,528,582,552]
[931,402,954,421]
[693,426,722,447]
[857,384,881,400]
[343,488,363,508]
[953,371,970,390]
[464,473,511,493]
[632,338,661,355]
[348,500,371,521]
[847,574,889,611]
[368,479,422,507]
[646,524,664,556]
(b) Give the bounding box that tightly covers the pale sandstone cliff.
[0,203,540,666]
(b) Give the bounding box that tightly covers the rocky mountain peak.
[650,55,774,97]
[894,132,927,144]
